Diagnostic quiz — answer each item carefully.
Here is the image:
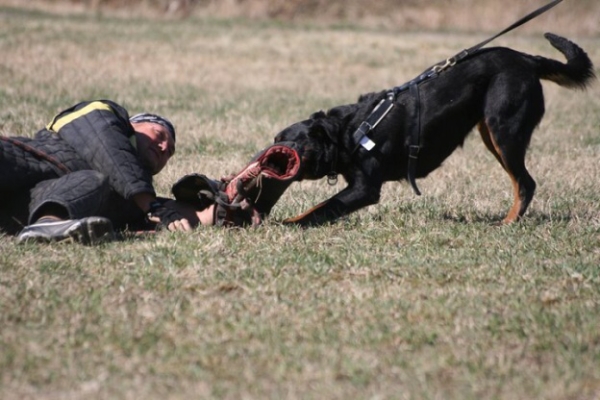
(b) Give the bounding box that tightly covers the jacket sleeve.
[46,100,155,200]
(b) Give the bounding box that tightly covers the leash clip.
[432,56,457,74]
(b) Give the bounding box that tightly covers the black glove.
[147,201,186,229]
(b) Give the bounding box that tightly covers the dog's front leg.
[283,174,382,227]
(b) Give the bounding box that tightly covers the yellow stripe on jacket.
[46,101,114,132]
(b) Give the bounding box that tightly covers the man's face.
[132,122,175,175]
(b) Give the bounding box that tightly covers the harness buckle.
[352,121,371,142]
[327,173,338,186]
[359,135,376,151]
[352,121,377,152]
[408,145,420,159]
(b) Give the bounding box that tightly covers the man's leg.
[17,171,115,244]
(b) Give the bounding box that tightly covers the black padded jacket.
[37,99,156,200]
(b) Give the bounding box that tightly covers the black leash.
[447,0,564,69]
[350,0,564,196]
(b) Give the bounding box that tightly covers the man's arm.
[48,100,155,200]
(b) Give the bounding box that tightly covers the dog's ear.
[309,116,339,145]
[306,110,331,140]
[357,91,378,103]
[307,119,325,138]
[309,110,327,120]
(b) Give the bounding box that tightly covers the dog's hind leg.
[478,120,537,224]
[478,73,546,224]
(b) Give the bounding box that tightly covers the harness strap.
[352,93,395,153]
[406,83,422,196]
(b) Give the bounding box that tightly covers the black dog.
[274,33,595,226]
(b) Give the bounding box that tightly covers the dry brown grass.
[1,3,599,400]
[2,0,600,35]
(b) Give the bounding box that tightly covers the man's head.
[130,113,176,175]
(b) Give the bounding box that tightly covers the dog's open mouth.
[257,143,302,180]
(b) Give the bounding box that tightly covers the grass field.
[1,3,599,399]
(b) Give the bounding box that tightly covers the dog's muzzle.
[171,142,303,227]
[226,142,303,217]
[250,142,302,181]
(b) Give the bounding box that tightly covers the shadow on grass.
[441,210,580,225]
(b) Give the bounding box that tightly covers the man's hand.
[147,201,193,232]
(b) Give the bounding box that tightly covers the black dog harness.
[350,0,563,196]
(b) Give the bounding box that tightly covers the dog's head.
[274,110,345,180]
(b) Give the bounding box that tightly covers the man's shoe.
[17,217,115,245]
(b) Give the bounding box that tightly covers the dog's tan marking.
[478,121,522,224]
[478,122,506,170]
[284,200,330,223]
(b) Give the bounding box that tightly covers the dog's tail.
[536,33,596,89]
